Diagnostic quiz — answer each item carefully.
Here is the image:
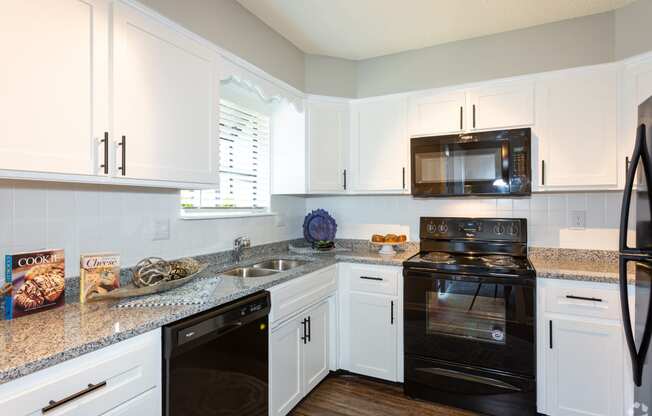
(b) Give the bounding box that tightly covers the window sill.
[180,210,276,220]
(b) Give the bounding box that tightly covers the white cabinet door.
[620,57,652,188]
[351,98,408,193]
[408,91,466,136]
[0,0,109,176]
[112,1,220,184]
[302,301,330,392]
[270,318,303,416]
[467,81,534,130]
[347,292,397,381]
[545,317,624,416]
[536,65,619,188]
[101,388,160,416]
[307,100,348,193]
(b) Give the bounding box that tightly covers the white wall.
[0,180,306,278]
[304,54,357,97]
[306,192,624,250]
[615,0,652,60]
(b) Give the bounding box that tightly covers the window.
[181,99,271,214]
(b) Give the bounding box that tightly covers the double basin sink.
[221,259,308,278]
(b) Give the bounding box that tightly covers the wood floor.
[289,374,478,416]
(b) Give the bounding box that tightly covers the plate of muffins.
[370,233,408,255]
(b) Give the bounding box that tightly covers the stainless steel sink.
[221,267,278,278]
[252,259,308,271]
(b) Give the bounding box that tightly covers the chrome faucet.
[233,236,251,263]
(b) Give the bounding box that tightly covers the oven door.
[404,268,535,377]
[411,135,511,196]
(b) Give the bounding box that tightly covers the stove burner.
[422,252,455,264]
[480,255,518,268]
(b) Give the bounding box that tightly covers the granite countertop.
[0,243,418,385]
[528,247,630,284]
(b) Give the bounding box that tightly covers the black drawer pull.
[549,320,553,349]
[566,295,603,302]
[42,381,107,413]
[390,300,394,325]
[360,276,383,281]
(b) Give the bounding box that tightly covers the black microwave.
[410,128,531,197]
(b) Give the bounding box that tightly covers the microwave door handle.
[501,141,510,183]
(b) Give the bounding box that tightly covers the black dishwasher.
[163,291,270,416]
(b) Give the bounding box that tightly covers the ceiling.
[236,0,634,60]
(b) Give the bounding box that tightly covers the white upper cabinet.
[350,97,409,193]
[535,64,619,189]
[271,100,306,194]
[408,91,465,136]
[620,55,652,188]
[467,81,534,131]
[307,98,349,193]
[112,1,220,184]
[0,0,109,176]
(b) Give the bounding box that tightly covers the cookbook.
[80,253,120,303]
[4,249,65,319]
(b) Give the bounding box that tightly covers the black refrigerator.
[620,95,652,410]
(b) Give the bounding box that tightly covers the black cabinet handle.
[118,135,126,176]
[360,276,383,281]
[459,106,463,130]
[472,104,476,128]
[42,381,107,413]
[390,300,394,325]
[541,160,545,186]
[402,167,406,189]
[343,169,347,190]
[100,132,109,174]
[306,316,311,342]
[549,320,553,349]
[566,295,603,302]
[301,318,307,344]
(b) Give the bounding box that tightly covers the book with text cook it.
[4,249,65,320]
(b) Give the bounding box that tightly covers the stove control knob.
[438,223,448,233]
[510,224,519,235]
[493,225,505,235]
[427,223,436,233]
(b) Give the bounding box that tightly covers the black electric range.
[403,217,537,416]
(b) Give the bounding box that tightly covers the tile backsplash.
[305,192,626,250]
[0,180,305,278]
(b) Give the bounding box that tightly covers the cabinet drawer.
[349,264,400,295]
[544,281,622,321]
[0,329,161,416]
[269,265,337,324]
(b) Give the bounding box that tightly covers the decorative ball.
[132,257,171,287]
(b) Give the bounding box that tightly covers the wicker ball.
[132,257,171,287]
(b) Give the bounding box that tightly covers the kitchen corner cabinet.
[270,300,331,416]
[534,64,619,190]
[0,329,161,416]
[339,263,402,382]
[0,0,110,176]
[350,97,409,193]
[537,278,634,416]
[0,0,220,188]
[307,98,349,193]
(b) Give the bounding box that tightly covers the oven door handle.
[416,367,523,392]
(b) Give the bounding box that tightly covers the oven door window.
[427,280,506,344]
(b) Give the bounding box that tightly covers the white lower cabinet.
[0,329,161,416]
[538,278,634,416]
[270,300,331,416]
[339,263,402,382]
[347,292,397,380]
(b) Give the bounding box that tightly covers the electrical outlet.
[569,210,586,229]
[152,218,170,240]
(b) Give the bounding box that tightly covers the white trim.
[180,210,276,220]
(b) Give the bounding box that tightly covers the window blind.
[181,99,270,210]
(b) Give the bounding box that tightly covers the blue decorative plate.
[303,209,337,243]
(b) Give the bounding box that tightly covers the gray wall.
[615,0,652,60]
[139,0,305,90]
[356,12,615,97]
[304,55,357,97]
